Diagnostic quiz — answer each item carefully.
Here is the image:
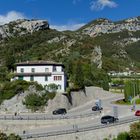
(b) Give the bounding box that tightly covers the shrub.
[130,121,140,140]
[8,133,21,140]
[0,80,43,104]
[46,92,56,100]
[117,132,130,140]
[46,83,58,92]
[0,131,21,140]
[23,93,48,111]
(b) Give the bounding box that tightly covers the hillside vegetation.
[0,17,140,90]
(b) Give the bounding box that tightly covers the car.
[135,110,140,116]
[101,115,118,124]
[52,108,67,115]
[92,106,103,111]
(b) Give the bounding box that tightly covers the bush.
[0,80,43,104]
[130,121,140,140]
[8,133,21,140]
[23,93,48,111]
[46,83,58,92]
[0,131,21,140]
[47,92,56,100]
[117,132,130,140]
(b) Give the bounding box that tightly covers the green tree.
[0,67,8,82]
[124,80,140,101]
[23,93,48,111]
[73,60,84,89]
[8,133,21,140]
[46,83,58,92]
[116,132,130,140]
[5,54,15,71]
[130,121,140,140]
[0,131,7,140]
[124,81,133,101]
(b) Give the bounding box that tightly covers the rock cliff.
[0,19,49,39]
[81,17,140,37]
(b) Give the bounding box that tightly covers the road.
[0,92,139,139]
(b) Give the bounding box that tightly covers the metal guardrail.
[0,111,101,120]
[20,116,140,139]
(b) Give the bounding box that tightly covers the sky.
[0,0,140,31]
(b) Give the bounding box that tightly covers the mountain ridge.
[0,16,140,73]
[79,16,140,37]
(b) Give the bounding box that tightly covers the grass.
[135,98,140,104]
[114,98,140,105]
[114,99,131,105]
[110,88,124,94]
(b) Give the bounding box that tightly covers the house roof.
[16,61,64,66]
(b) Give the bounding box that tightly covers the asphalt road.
[1,92,139,139]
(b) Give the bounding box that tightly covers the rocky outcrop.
[91,46,102,68]
[0,19,49,39]
[0,86,116,114]
[81,17,140,37]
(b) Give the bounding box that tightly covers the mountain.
[0,19,49,39]
[0,17,140,73]
[79,17,140,37]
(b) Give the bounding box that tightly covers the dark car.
[135,110,140,116]
[101,115,118,124]
[92,106,103,111]
[52,108,67,115]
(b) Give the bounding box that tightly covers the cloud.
[0,11,25,25]
[90,0,118,11]
[72,0,81,5]
[50,23,85,31]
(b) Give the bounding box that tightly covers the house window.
[54,76,62,81]
[18,76,23,80]
[53,66,57,72]
[30,76,34,81]
[45,76,48,81]
[20,68,24,73]
[31,68,35,73]
[45,68,49,72]
[54,76,57,81]
[58,76,62,80]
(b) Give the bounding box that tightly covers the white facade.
[108,71,135,76]
[14,61,66,92]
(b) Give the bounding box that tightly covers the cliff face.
[80,17,140,37]
[0,19,49,39]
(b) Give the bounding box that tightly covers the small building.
[14,61,66,92]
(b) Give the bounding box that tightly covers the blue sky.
[0,0,140,30]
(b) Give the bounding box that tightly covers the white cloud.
[72,0,81,5]
[90,0,118,11]
[50,23,85,31]
[0,11,25,25]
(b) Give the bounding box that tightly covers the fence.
[20,116,140,139]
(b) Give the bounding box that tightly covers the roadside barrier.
[20,116,140,139]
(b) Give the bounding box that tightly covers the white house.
[14,61,66,92]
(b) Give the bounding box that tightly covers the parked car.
[101,115,118,124]
[135,110,140,116]
[92,106,103,111]
[52,108,67,115]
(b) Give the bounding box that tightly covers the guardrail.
[0,111,101,120]
[20,116,140,139]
